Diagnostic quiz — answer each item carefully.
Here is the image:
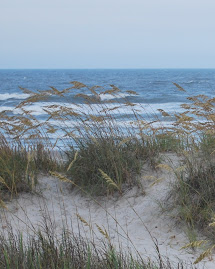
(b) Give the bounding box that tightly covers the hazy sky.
[1,0,215,69]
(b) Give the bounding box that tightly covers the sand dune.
[0,153,212,268]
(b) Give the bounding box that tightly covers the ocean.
[0,69,215,145]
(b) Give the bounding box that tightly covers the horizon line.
[1,67,215,70]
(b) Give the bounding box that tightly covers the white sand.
[0,153,213,268]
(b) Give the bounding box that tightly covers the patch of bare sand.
[0,153,212,268]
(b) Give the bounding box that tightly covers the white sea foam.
[98,92,135,101]
[0,101,184,117]
[0,106,15,112]
[85,92,137,101]
[0,93,30,101]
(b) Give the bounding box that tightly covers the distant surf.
[0,93,30,101]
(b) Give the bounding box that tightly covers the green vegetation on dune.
[0,82,215,266]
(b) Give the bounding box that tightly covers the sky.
[1,0,215,69]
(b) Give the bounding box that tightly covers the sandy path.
[0,153,212,268]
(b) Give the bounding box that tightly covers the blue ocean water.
[0,69,215,141]
[1,69,214,103]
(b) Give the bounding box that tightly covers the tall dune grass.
[0,225,190,269]
[1,81,215,265]
[166,91,215,244]
[1,82,169,195]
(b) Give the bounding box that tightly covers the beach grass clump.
[0,134,59,199]
[199,133,215,156]
[0,228,188,269]
[66,135,157,194]
[32,143,62,173]
[173,151,215,232]
[153,132,186,153]
[0,135,38,197]
[168,88,215,239]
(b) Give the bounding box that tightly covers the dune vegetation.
[0,81,215,267]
